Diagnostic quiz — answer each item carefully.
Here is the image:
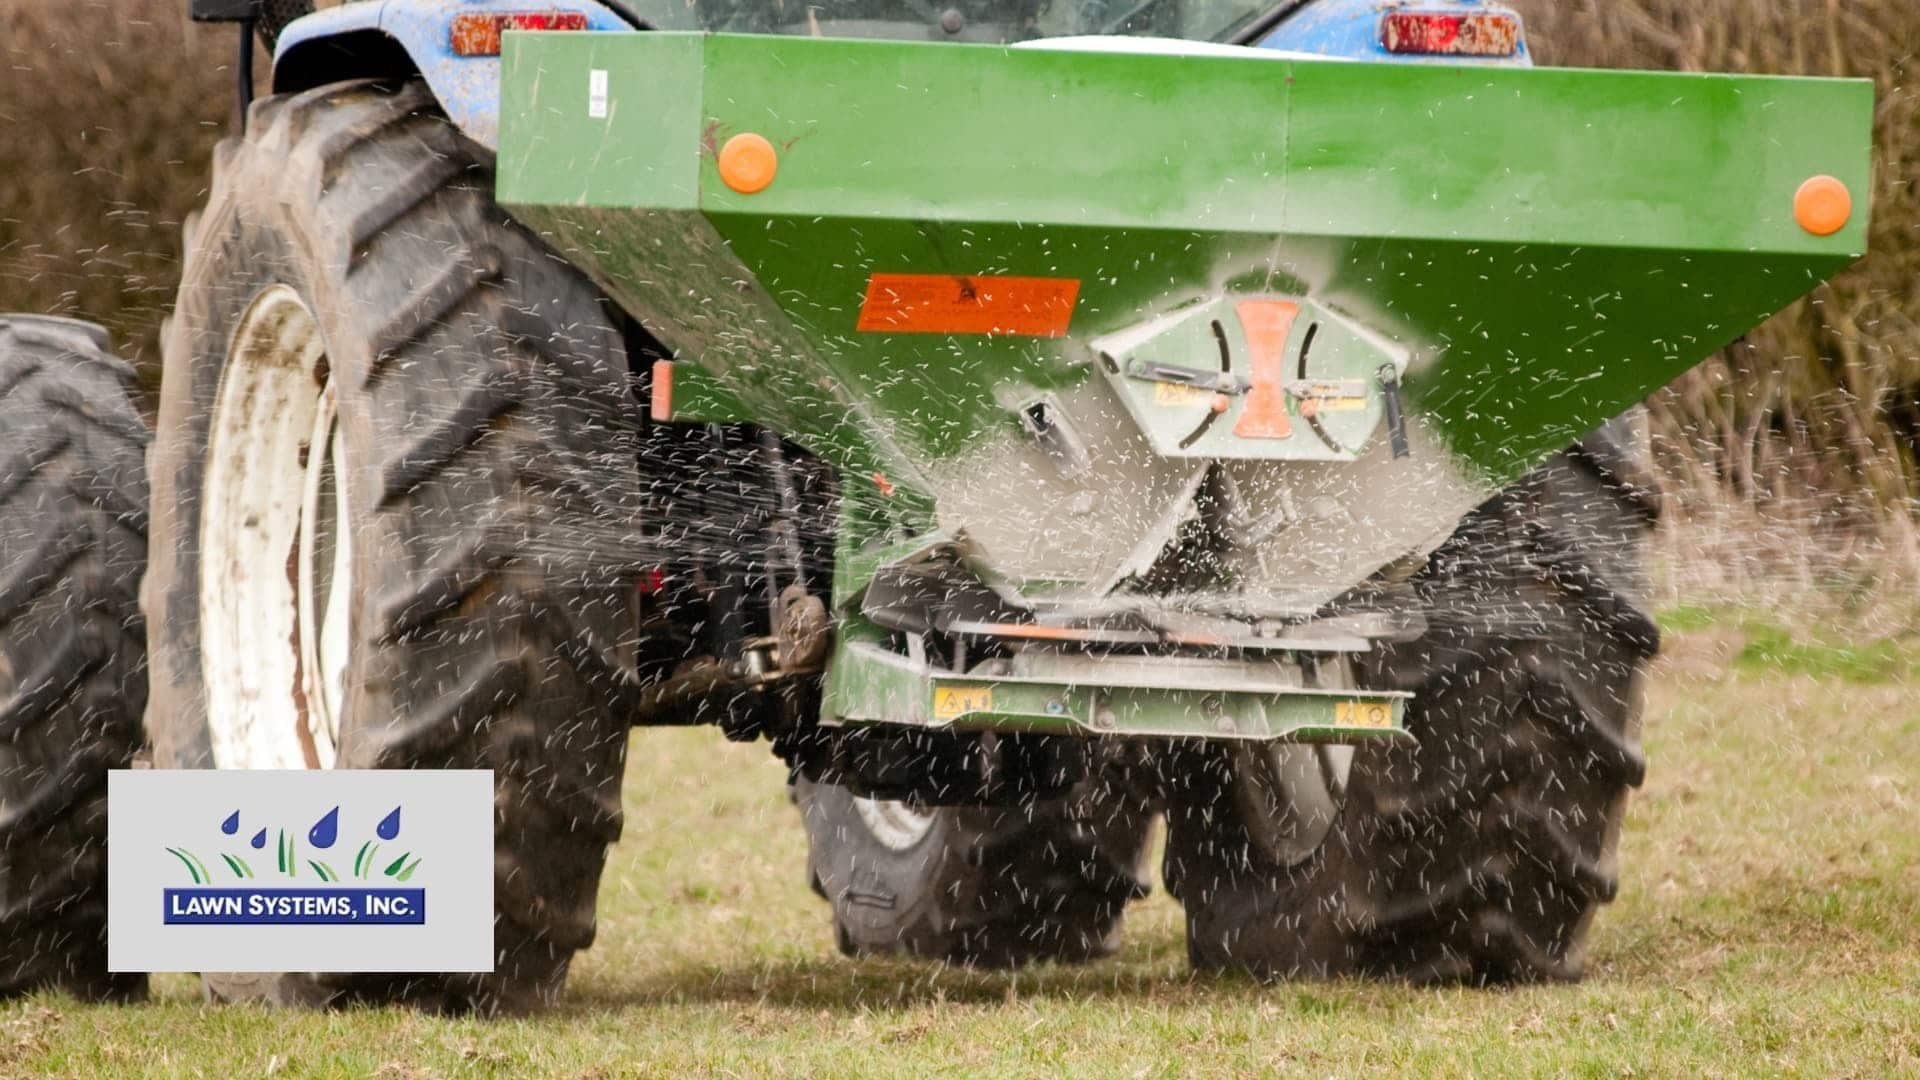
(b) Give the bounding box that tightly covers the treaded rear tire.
[797,773,1154,966]
[0,315,149,1003]
[146,82,640,1014]
[1165,417,1657,983]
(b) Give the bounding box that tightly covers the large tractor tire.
[796,774,1154,966]
[0,316,148,1002]
[1164,417,1658,983]
[146,81,641,1014]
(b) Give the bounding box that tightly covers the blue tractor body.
[1253,0,1530,66]
[273,1,634,148]
[258,0,1529,150]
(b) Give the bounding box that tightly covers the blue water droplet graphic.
[376,806,402,841]
[221,811,240,835]
[308,806,340,849]
[251,828,268,850]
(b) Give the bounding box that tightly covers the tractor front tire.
[146,81,640,1014]
[0,316,148,1003]
[796,775,1154,966]
[1164,418,1657,983]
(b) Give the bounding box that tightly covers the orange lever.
[1233,299,1299,439]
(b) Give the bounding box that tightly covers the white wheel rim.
[1239,659,1358,865]
[296,379,351,767]
[201,285,347,769]
[853,796,937,852]
[1239,744,1343,866]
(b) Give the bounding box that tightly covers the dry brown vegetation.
[1512,0,1920,606]
[3,0,1915,596]
[0,2,235,370]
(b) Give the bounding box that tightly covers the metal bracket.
[189,0,264,20]
[1125,358,1244,395]
[629,588,830,727]
[825,640,1413,744]
[1377,363,1411,459]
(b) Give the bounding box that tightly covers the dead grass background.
[1513,0,1920,616]
[2,0,1914,607]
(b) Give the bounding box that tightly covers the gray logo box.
[108,770,493,973]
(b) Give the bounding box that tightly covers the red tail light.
[450,12,590,56]
[1380,11,1520,57]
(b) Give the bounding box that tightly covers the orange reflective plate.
[857,274,1079,337]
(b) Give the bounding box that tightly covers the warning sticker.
[1153,382,1213,408]
[1334,700,1396,729]
[933,686,994,720]
[857,274,1079,337]
[1287,379,1369,413]
[588,69,608,119]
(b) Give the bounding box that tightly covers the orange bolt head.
[718,132,778,194]
[1793,174,1851,236]
[1210,393,1232,414]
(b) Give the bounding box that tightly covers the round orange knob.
[718,132,778,194]
[1793,174,1851,236]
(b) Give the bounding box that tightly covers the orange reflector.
[649,359,673,422]
[718,132,779,194]
[1793,175,1851,236]
[450,12,589,57]
[1233,300,1300,440]
[1380,12,1519,56]
[856,273,1080,337]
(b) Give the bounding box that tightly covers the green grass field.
[8,613,1918,1077]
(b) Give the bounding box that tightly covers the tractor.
[0,0,1870,1012]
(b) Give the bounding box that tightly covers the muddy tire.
[0,316,149,1002]
[796,776,1153,966]
[1165,416,1657,983]
[146,82,640,1014]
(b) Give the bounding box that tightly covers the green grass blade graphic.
[165,847,204,885]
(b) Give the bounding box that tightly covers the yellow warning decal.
[1334,700,1396,729]
[934,686,994,720]
[1153,382,1213,407]
[1288,379,1370,415]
